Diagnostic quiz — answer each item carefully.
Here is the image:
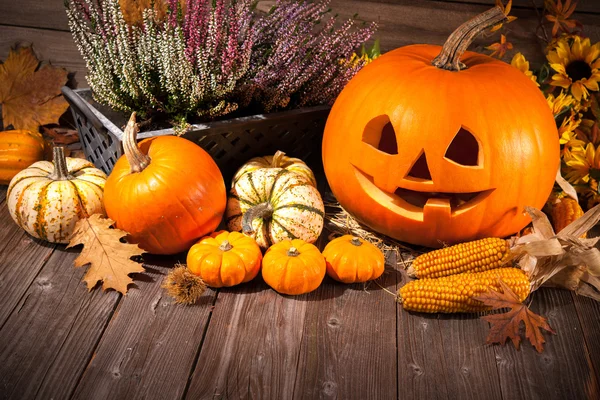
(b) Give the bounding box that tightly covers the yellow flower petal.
[571,82,584,100]
[550,63,567,74]
[584,79,599,91]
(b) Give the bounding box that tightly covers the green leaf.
[591,94,600,121]
[369,38,381,59]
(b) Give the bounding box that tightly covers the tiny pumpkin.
[226,168,324,249]
[187,231,262,288]
[232,150,317,187]
[0,130,46,185]
[7,146,107,243]
[262,239,326,295]
[322,235,385,283]
[103,113,226,255]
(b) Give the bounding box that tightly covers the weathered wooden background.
[0,0,599,89]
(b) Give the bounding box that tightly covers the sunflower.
[576,120,600,146]
[563,142,600,184]
[511,53,538,86]
[547,36,600,101]
[546,91,575,116]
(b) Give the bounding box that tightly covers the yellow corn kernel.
[549,194,586,238]
[407,238,509,279]
[398,268,530,313]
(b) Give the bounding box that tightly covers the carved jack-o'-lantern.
[322,7,559,248]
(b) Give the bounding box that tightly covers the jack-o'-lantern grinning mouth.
[394,187,494,210]
[353,166,495,214]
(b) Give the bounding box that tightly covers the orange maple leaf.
[486,34,514,59]
[0,47,69,133]
[474,280,556,353]
[545,0,582,37]
[491,0,518,33]
[119,0,186,26]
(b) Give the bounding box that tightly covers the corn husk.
[509,204,600,300]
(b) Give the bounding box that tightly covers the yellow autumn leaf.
[0,47,69,133]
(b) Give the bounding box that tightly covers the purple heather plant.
[65,0,376,121]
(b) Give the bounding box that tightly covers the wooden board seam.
[0,22,71,34]
[0,243,56,331]
[64,291,123,400]
[180,289,221,400]
[570,291,600,391]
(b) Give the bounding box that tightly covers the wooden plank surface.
[0,0,70,31]
[0,0,598,33]
[0,203,56,328]
[397,267,450,400]
[0,247,120,400]
[0,25,87,88]
[376,0,600,13]
[72,260,217,400]
[327,0,600,67]
[573,293,600,395]
[1,0,599,92]
[436,313,503,399]
[493,288,597,400]
[0,186,6,204]
[185,277,309,399]
[291,254,398,399]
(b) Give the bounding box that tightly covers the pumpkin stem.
[49,147,72,181]
[123,112,151,173]
[431,6,507,71]
[287,247,300,257]
[242,202,274,234]
[219,240,233,252]
[351,237,363,246]
[271,151,286,167]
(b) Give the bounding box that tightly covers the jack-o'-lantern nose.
[406,151,432,180]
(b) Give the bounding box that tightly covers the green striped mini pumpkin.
[226,168,324,249]
[7,147,107,243]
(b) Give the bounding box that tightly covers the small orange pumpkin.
[103,113,226,255]
[262,239,325,295]
[187,231,262,287]
[322,235,385,283]
[0,130,45,185]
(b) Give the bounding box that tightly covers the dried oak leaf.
[67,214,146,294]
[474,280,555,353]
[0,47,69,133]
[41,126,80,145]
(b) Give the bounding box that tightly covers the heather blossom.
[66,0,376,121]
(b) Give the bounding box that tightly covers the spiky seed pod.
[162,265,207,305]
[398,268,530,313]
[407,238,510,279]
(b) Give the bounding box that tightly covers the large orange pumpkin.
[322,7,559,248]
[104,113,226,255]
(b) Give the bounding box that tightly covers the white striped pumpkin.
[7,147,107,243]
[226,168,324,249]
[232,151,317,187]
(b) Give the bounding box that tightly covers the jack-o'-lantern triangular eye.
[362,115,398,155]
[444,126,480,166]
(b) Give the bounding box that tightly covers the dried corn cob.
[398,268,530,313]
[407,238,510,279]
[548,193,586,238]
